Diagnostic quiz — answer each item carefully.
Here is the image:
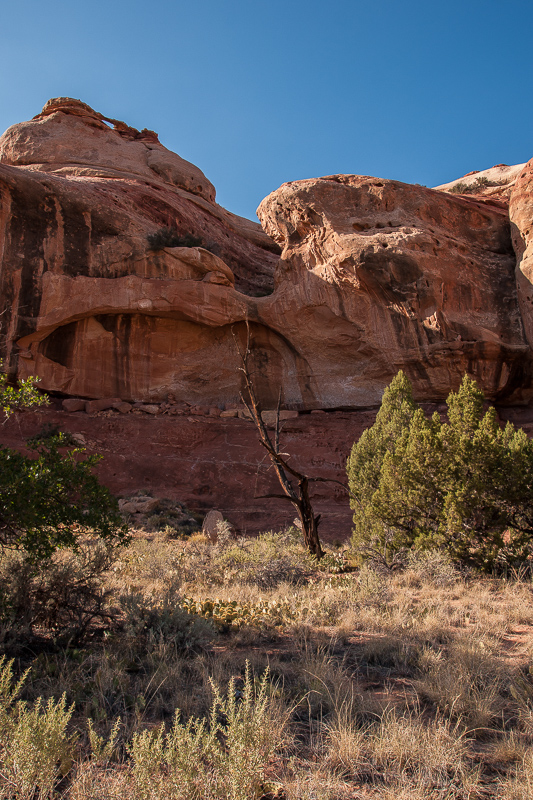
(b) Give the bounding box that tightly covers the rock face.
[1,97,216,201]
[0,405,378,540]
[3,401,533,540]
[1,98,533,409]
[0,98,279,398]
[434,162,526,201]
[257,174,531,405]
[510,158,533,350]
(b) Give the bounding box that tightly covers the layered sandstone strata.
[257,174,532,405]
[0,97,279,359]
[1,99,532,408]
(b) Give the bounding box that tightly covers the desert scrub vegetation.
[0,654,285,800]
[447,175,503,194]
[147,226,205,250]
[0,429,127,560]
[0,657,74,800]
[146,226,220,255]
[3,368,533,797]
[0,539,117,646]
[127,662,285,800]
[2,528,533,798]
[0,376,128,648]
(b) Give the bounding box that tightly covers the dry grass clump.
[415,635,506,731]
[2,529,533,799]
[498,750,533,799]
[325,709,473,789]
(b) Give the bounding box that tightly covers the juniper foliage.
[347,372,533,571]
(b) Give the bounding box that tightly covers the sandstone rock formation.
[1,97,216,201]
[510,158,533,350]
[434,162,526,200]
[3,397,533,540]
[0,98,279,380]
[0,403,378,540]
[1,98,532,410]
[257,174,532,405]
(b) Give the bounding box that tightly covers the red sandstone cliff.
[1,98,533,536]
[0,98,279,403]
[1,98,532,409]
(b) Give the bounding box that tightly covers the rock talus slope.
[1,98,532,409]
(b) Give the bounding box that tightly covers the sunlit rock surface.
[1,99,532,407]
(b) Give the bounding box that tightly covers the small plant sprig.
[0,370,48,418]
[0,657,75,798]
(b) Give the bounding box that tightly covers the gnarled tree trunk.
[234,323,324,559]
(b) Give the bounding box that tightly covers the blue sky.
[1,0,531,220]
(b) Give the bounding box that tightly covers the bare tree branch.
[232,321,324,558]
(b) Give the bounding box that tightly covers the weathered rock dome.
[1,98,532,408]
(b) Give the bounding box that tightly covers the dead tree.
[233,325,325,559]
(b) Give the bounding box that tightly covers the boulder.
[202,509,224,542]
[261,409,299,425]
[189,405,210,416]
[119,496,159,514]
[113,401,133,413]
[62,398,85,412]
[137,404,161,415]
[85,397,121,413]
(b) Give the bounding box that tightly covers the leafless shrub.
[405,548,461,587]
[0,540,116,645]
